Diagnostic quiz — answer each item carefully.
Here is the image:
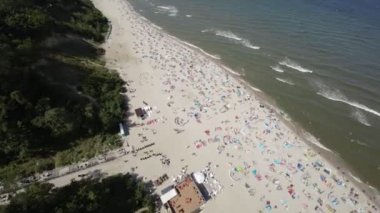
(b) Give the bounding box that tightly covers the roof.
[135,108,145,117]
[160,188,178,204]
[119,123,125,135]
[192,172,205,184]
[168,176,205,213]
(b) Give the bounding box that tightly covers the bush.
[0,0,125,170]
[54,134,122,167]
[4,174,156,213]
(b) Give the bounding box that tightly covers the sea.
[128,0,380,189]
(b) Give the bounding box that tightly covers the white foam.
[309,139,333,153]
[214,30,242,41]
[202,29,260,50]
[140,16,148,21]
[222,65,242,76]
[275,78,295,86]
[350,138,369,147]
[241,39,260,50]
[185,14,192,18]
[349,173,364,184]
[249,85,262,92]
[181,41,221,60]
[351,110,371,126]
[305,133,333,152]
[240,68,246,76]
[151,23,162,30]
[317,89,380,118]
[270,65,284,73]
[202,29,242,40]
[279,58,313,73]
[157,5,178,17]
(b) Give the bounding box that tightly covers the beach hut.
[192,172,205,184]
[119,122,129,136]
[135,108,147,119]
[160,188,178,204]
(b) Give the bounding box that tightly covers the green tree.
[5,174,156,213]
[0,0,126,189]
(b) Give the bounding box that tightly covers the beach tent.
[160,188,178,204]
[119,123,125,136]
[118,122,129,136]
[135,108,147,119]
[192,172,205,184]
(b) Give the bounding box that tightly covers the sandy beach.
[48,0,380,212]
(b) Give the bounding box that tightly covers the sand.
[47,0,379,212]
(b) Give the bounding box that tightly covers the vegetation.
[0,134,122,189]
[0,0,126,186]
[2,173,156,213]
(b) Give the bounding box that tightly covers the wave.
[317,89,380,118]
[157,5,178,17]
[201,29,260,50]
[202,29,241,40]
[313,80,380,118]
[351,110,371,126]
[350,138,368,147]
[240,68,246,76]
[222,65,242,76]
[151,23,162,30]
[279,58,313,73]
[181,41,221,60]
[275,78,295,86]
[248,85,262,92]
[241,39,260,50]
[309,138,333,153]
[349,173,364,184]
[303,132,333,153]
[214,30,242,41]
[185,14,192,18]
[270,65,284,73]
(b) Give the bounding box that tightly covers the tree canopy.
[3,173,156,213]
[0,0,126,186]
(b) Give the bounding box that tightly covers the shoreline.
[87,0,379,211]
[135,8,380,201]
[194,31,380,208]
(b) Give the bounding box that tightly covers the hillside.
[0,0,125,188]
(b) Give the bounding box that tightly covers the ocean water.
[128,0,380,189]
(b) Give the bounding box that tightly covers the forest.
[0,0,126,187]
[0,173,156,213]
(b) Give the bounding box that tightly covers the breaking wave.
[314,81,380,117]
[249,85,262,92]
[201,29,260,50]
[157,5,178,16]
[279,58,313,73]
[181,41,221,60]
[349,173,364,184]
[270,65,284,73]
[202,29,242,40]
[318,91,380,117]
[222,65,242,76]
[305,133,333,153]
[241,39,260,50]
[351,110,371,126]
[275,78,295,86]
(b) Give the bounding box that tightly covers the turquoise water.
[129,0,380,189]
